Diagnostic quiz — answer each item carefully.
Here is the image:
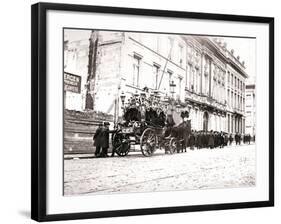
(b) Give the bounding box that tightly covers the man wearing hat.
[181,111,191,152]
[93,123,103,157]
[100,121,114,157]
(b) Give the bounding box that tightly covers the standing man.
[208,130,215,149]
[224,132,229,147]
[248,134,251,144]
[219,131,224,148]
[229,133,233,146]
[178,111,191,152]
[93,123,103,157]
[235,132,239,145]
[238,133,242,145]
[189,130,195,150]
[100,122,114,157]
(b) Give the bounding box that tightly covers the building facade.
[245,84,256,136]
[64,33,90,110]
[64,30,249,134]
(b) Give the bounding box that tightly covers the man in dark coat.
[238,133,241,145]
[214,132,218,148]
[208,130,215,149]
[248,134,251,144]
[194,131,199,150]
[146,108,158,126]
[124,108,141,123]
[189,130,195,150]
[157,111,166,127]
[197,131,203,149]
[229,134,233,146]
[204,131,208,148]
[235,132,240,145]
[93,123,103,157]
[180,111,191,152]
[100,122,114,157]
[219,131,224,148]
[224,133,229,146]
[164,114,175,137]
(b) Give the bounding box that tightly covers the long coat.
[173,120,191,146]
[189,134,195,146]
[99,127,111,148]
[208,134,215,148]
[181,120,191,147]
[93,127,103,147]
[100,127,115,148]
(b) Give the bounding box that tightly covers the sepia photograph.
[63,29,257,196]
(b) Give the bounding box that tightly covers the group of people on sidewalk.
[188,131,254,150]
[93,122,114,158]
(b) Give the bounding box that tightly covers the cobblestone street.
[64,144,256,196]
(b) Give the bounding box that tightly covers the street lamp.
[169,80,176,98]
[120,91,126,107]
[140,92,146,105]
[169,80,176,113]
[134,90,139,98]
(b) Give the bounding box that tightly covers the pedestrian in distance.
[238,133,241,145]
[219,131,224,148]
[189,130,195,150]
[229,133,233,146]
[224,133,229,147]
[194,130,199,150]
[208,130,215,149]
[197,131,203,149]
[235,132,239,145]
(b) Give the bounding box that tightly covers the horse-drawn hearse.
[111,92,191,157]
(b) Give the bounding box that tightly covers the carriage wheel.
[140,128,156,157]
[112,133,130,157]
[169,137,177,154]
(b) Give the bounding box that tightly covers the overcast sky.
[223,36,256,83]
[64,29,256,83]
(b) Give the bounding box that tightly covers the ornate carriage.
[112,90,190,157]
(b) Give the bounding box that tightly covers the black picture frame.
[31,2,274,222]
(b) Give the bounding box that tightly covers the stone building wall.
[245,84,256,136]
[64,32,90,111]
[64,30,248,134]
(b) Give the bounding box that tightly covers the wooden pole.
[157,39,174,90]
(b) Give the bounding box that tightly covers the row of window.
[227,71,245,91]
[132,34,185,68]
[227,89,245,111]
[132,54,183,96]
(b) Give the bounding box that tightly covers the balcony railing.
[185,88,227,111]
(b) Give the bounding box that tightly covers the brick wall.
[64,109,113,154]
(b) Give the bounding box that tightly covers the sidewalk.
[64,143,255,160]
[64,150,142,160]
[64,153,96,160]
